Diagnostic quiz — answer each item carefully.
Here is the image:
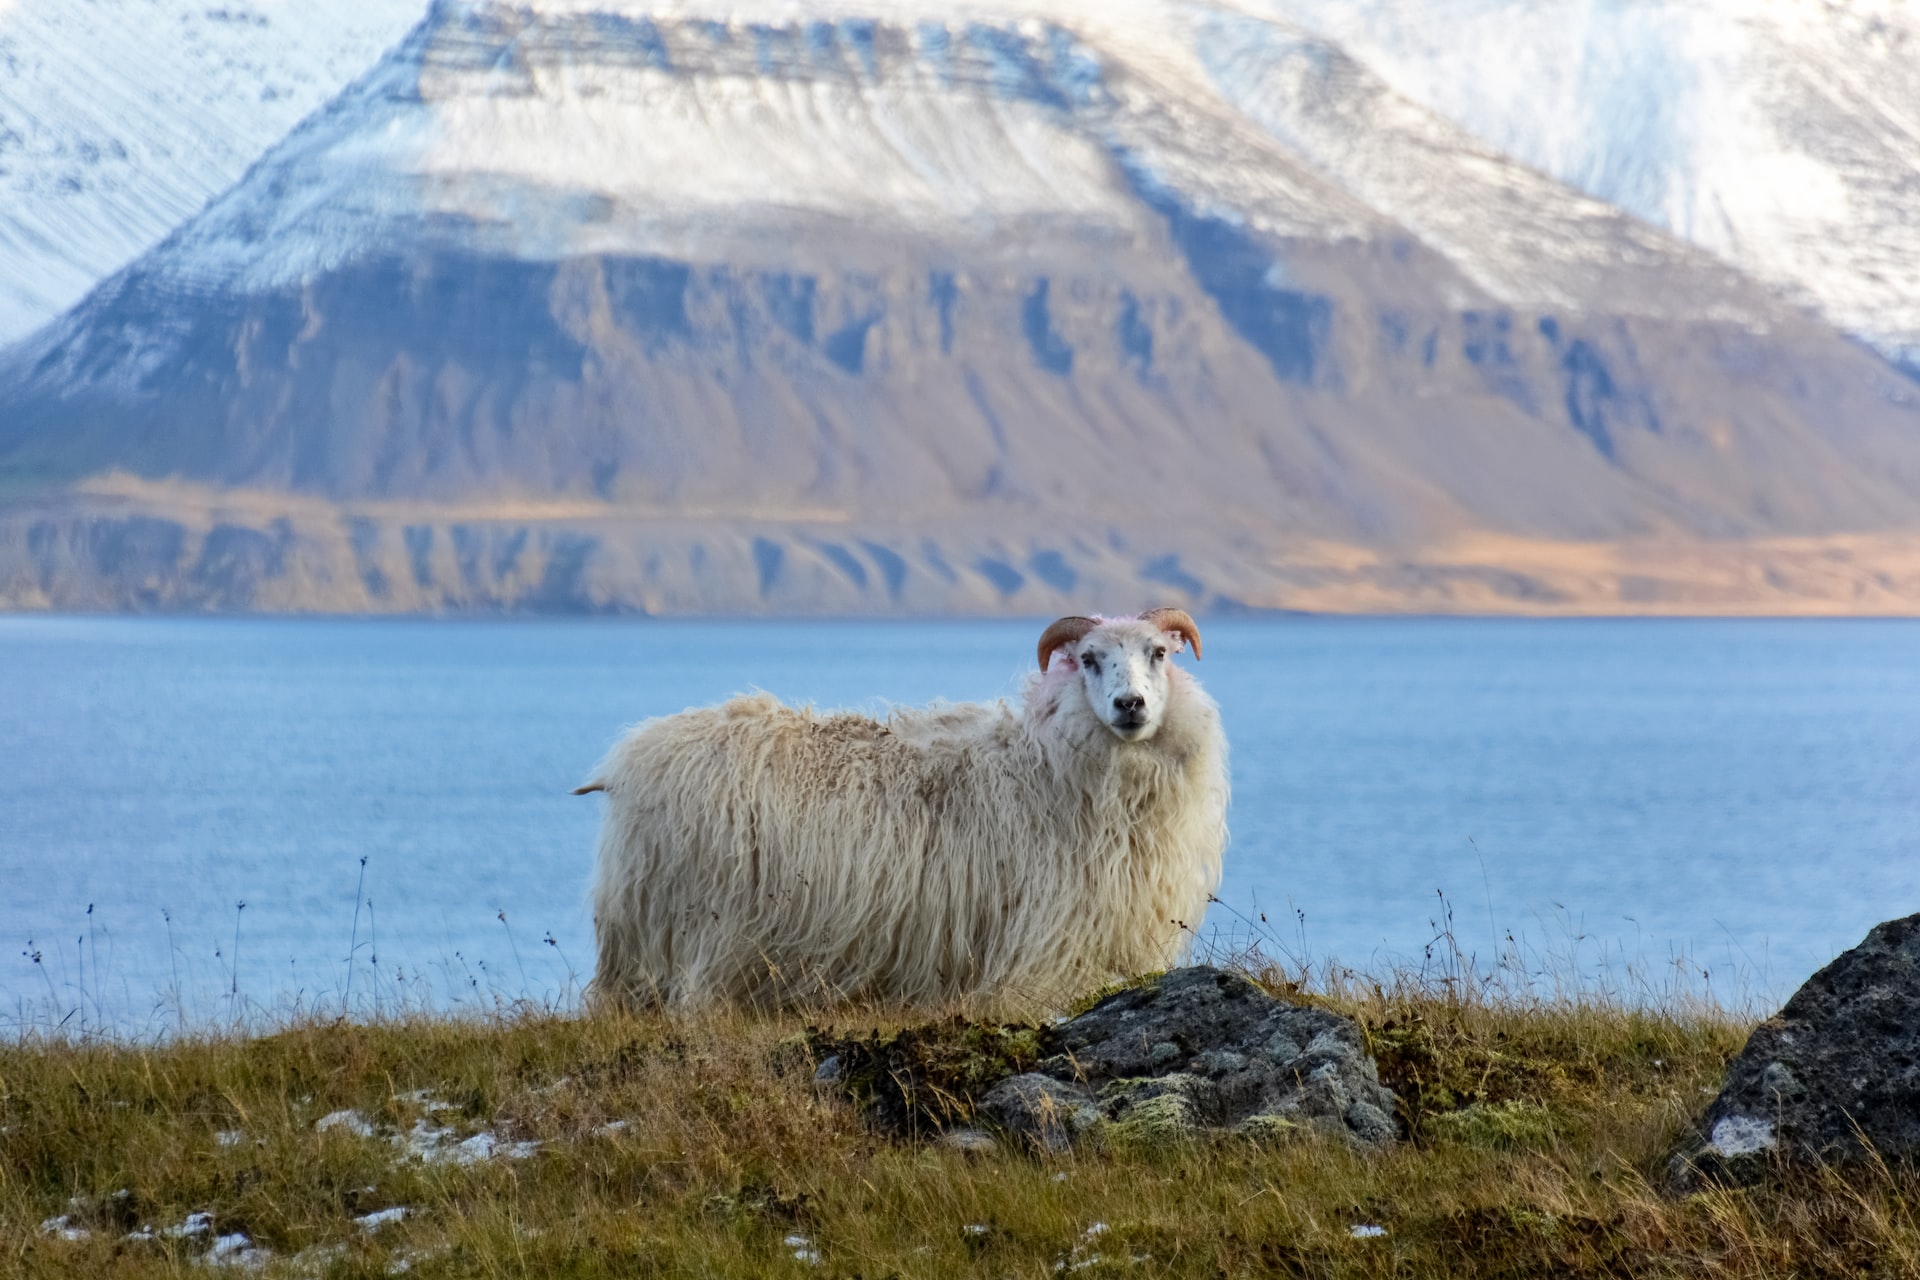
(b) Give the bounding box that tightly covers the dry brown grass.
[5,969,1920,1279]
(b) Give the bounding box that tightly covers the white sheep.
[575,609,1228,1009]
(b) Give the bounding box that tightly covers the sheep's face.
[1070,623,1180,742]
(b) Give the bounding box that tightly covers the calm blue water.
[2,616,1917,1034]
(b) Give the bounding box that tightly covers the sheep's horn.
[572,782,606,795]
[1037,616,1099,671]
[1140,608,1202,660]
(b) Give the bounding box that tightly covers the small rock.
[979,1074,1102,1153]
[811,1056,843,1089]
[1345,1100,1398,1145]
[936,1127,1000,1154]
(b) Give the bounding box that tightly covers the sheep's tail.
[571,782,606,795]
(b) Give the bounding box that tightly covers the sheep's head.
[1037,609,1202,742]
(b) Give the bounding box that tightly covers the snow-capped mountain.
[1256,0,1920,373]
[0,0,428,345]
[2,0,1918,614]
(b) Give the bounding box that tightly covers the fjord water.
[3,616,1916,1034]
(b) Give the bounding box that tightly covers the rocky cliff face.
[3,0,1919,614]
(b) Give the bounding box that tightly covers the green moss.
[1094,1076,1209,1152]
[810,1017,1046,1136]
[1423,1100,1561,1150]
[1365,1011,1576,1131]
[1062,970,1167,1018]
[1232,1113,1311,1144]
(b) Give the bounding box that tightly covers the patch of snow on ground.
[394,1089,457,1112]
[200,1231,273,1269]
[355,1206,411,1231]
[316,1109,375,1137]
[39,1214,90,1241]
[395,1120,541,1164]
[165,1212,215,1239]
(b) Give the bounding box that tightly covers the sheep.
[575,608,1228,1010]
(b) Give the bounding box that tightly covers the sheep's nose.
[1113,693,1146,714]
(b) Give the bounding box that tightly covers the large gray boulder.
[993,967,1399,1150]
[1672,913,1920,1188]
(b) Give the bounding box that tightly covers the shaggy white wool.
[583,615,1228,1009]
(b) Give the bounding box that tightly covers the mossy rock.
[1231,1112,1312,1144]
[816,968,1400,1151]
[1094,1075,1215,1151]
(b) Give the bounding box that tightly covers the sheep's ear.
[1036,616,1099,670]
[1139,608,1202,660]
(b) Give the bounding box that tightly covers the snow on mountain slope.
[1253,0,1920,371]
[0,0,428,344]
[1190,4,1772,320]
[50,0,1782,330]
[137,0,1384,298]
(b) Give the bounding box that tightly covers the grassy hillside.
[4,968,1916,1279]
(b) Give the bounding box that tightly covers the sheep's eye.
[1152,647,1168,662]
[1081,652,1098,671]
